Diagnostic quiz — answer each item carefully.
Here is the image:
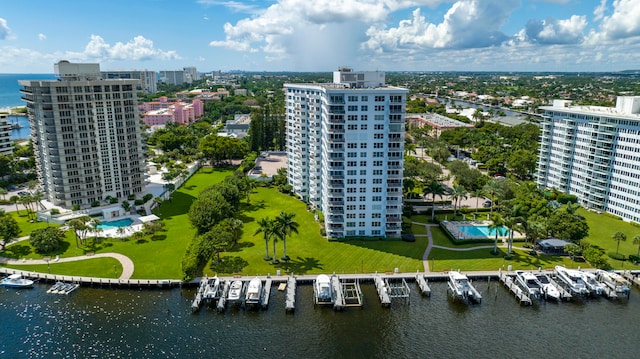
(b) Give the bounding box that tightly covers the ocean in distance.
[1,281,638,358]
[0,74,54,140]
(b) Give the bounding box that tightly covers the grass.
[10,211,56,236]
[2,257,123,278]
[578,209,640,270]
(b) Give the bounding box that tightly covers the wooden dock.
[285,276,296,312]
[498,271,532,306]
[331,275,345,311]
[261,278,272,309]
[415,274,431,297]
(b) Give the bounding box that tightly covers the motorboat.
[0,274,34,288]
[448,271,482,303]
[314,274,333,304]
[515,271,543,298]
[555,266,589,296]
[581,271,605,296]
[203,276,221,299]
[245,277,263,305]
[534,272,561,301]
[227,280,243,301]
[596,270,631,297]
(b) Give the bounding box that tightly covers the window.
[359,204,366,210]
[359,222,366,227]
[361,96,368,101]
[360,178,367,184]
[347,105,358,111]
[360,170,366,175]
[360,161,367,166]
[359,187,366,193]
[374,124,384,130]
[374,105,384,111]
[348,95,358,101]
[360,143,367,149]
[359,213,366,219]
[375,96,385,102]
[375,115,384,121]
[361,105,368,111]
[360,152,367,158]
[360,124,368,130]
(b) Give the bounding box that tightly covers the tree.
[220,217,243,246]
[422,181,447,221]
[10,195,19,214]
[633,234,640,257]
[122,200,131,212]
[488,214,506,255]
[450,184,468,218]
[275,211,299,261]
[188,191,232,234]
[565,243,581,263]
[254,217,276,260]
[0,187,7,201]
[0,213,19,250]
[504,204,527,254]
[29,226,65,253]
[243,176,257,204]
[68,216,91,248]
[482,180,503,215]
[91,218,103,242]
[32,190,45,211]
[547,211,589,243]
[201,226,234,262]
[612,231,627,256]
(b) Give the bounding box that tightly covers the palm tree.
[450,184,468,219]
[0,188,7,201]
[422,181,447,222]
[471,189,483,215]
[275,211,299,261]
[32,190,45,211]
[488,214,506,255]
[482,180,503,215]
[633,234,640,257]
[222,218,244,246]
[612,231,627,256]
[504,204,527,254]
[68,218,89,248]
[9,195,19,214]
[254,217,275,260]
[244,176,257,204]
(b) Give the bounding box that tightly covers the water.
[8,115,30,140]
[1,282,638,357]
[457,225,508,237]
[0,73,55,108]
[97,218,134,229]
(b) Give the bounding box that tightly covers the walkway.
[0,236,135,280]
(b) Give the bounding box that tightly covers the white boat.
[245,277,263,305]
[581,271,605,296]
[534,272,561,301]
[0,274,34,288]
[203,276,221,299]
[448,271,482,303]
[596,270,631,297]
[314,274,333,304]
[515,271,543,298]
[227,280,243,301]
[555,266,589,296]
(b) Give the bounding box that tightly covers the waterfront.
[1,281,638,358]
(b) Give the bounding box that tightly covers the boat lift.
[341,279,363,307]
[384,277,411,303]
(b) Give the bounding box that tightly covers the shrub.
[143,193,153,202]
[90,201,100,207]
[603,212,623,221]
[134,199,144,206]
[109,197,118,204]
[50,208,60,215]
[71,204,80,211]
[631,222,640,228]
[556,194,578,204]
[583,247,612,269]
[128,194,136,200]
[607,251,627,261]
[629,255,640,264]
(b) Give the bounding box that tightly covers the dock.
[341,279,363,307]
[385,277,411,303]
[498,271,532,306]
[217,281,230,312]
[374,275,391,307]
[285,276,296,312]
[46,281,79,295]
[415,274,431,297]
[621,271,640,288]
[261,278,272,309]
[331,275,345,311]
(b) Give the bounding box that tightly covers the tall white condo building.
[19,61,146,209]
[285,69,408,238]
[536,96,640,223]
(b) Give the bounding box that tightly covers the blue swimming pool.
[456,225,509,238]
[97,218,134,230]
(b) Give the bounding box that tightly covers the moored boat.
[448,271,482,303]
[227,280,243,301]
[596,270,631,297]
[581,271,605,296]
[555,266,589,296]
[515,271,543,298]
[534,272,561,301]
[0,274,34,288]
[245,277,263,305]
[314,274,333,304]
[203,276,221,299]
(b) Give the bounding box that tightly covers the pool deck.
[442,220,523,241]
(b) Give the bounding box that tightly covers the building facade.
[101,70,158,94]
[285,69,408,238]
[0,113,12,156]
[536,96,640,223]
[19,61,146,208]
[159,70,192,86]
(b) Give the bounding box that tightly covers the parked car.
[17,191,30,196]
[483,200,492,208]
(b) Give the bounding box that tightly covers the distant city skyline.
[1,0,639,73]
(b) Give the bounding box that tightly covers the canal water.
[1,281,638,358]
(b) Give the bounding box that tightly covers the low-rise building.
[406,113,473,137]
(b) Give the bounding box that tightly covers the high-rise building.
[159,70,192,86]
[101,70,158,94]
[285,68,408,238]
[19,61,146,208]
[0,113,12,156]
[183,67,198,82]
[536,96,640,222]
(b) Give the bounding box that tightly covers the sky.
[0,0,639,73]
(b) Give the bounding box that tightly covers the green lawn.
[10,211,56,236]
[578,209,640,270]
[3,257,123,278]
[429,247,580,272]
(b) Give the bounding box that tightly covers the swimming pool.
[97,218,134,230]
[456,225,509,238]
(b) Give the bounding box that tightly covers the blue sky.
[1,0,638,73]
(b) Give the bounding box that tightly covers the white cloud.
[523,15,587,44]
[196,0,261,13]
[0,18,10,40]
[80,35,180,61]
[38,33,47,41]
[593,0,607,21]
[598,0,640,40]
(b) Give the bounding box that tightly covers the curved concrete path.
[414,220,527,274]
[0,236,135,280]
